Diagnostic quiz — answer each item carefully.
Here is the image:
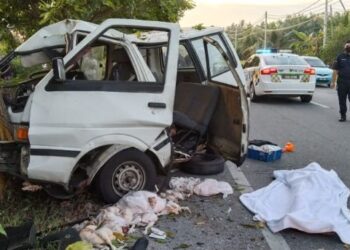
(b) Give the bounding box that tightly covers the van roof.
[15,19,224,54]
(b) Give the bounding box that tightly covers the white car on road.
[243,53,316,102]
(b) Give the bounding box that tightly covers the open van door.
[201,35,249,166]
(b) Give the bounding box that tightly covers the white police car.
[244,50,316,102]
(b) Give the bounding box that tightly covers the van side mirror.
[52,57,66,81]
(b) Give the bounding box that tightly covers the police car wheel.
[300,95,312,103]
[95,148,157,204]
[250,83,259,102]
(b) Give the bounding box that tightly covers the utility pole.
[235,25,238,48]
[330,5,333,38]
[264,11,267,48]
[339,0,346,12]
[323,0,328,47]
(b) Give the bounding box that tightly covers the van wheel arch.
[94,147,157,203]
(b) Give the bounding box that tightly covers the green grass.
[0,178,103,233]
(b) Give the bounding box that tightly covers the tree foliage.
[0,0,195,53]
[226,12,350,64]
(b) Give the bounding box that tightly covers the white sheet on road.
[239,162,350,244]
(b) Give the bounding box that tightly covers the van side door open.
[198,35,248,165]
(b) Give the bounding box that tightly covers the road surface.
[149,86,350,250]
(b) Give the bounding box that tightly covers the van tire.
[180,152,225,175]
[95,148,157,204]
[300,95,312,103]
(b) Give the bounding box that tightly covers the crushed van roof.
[15,19,223,54]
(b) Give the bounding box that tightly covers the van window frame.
[46,29,170,93]
[188,32,237,82]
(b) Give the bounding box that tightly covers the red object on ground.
[283,142,295,153]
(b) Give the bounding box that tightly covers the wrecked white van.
[0,19,248,203]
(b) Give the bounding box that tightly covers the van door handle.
[148,102,166,109]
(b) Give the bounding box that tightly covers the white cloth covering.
[240,162,350,244]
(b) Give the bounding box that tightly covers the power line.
[267,0,336,19]
[237,14,323,40]
[294,0,321,15]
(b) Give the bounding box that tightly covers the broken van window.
[80,45,107,80]
[206,42,230,77]
[0,55,51,86]
[191,39,207,77]
[162,45,194,69]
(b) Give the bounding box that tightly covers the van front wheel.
[96,148,157,203]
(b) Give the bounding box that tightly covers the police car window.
[304,58,326,68]
[264,55,308,66]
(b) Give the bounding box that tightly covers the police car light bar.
[256,48,292,54]
[256,48,278,54]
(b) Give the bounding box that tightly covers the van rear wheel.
[95,148,157,203]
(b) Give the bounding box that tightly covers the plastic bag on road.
[193,179,234,198]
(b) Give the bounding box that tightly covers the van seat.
[174,82,219,135]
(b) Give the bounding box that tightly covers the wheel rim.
[112,161,146,196]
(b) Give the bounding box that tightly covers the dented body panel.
[0,18,248,191]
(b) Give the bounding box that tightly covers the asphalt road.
[148,86,350,250]
[241,85,350,250]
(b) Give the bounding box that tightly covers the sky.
[180,0,349,27]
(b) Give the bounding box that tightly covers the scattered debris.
[240,162,350,244]
[66,241,93,250]
[21,181,43,192]
[283,141,295,153]
[240,222,265,229]
[193,178,234,198]
[130,237,148,250]
[149,227,166,240]
[169,177,201,196]
[248,144,282,162]
[74,177,233,248]
[173,243,192,249]
[165,230,176,239]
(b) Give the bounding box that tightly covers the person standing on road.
[331,40,350,122]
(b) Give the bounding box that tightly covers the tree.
[0,0,195,53]
[322,24,350,64]
[290,30,322,56]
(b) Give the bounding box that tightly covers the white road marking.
[311,101,330,109]
[226,161,291,250]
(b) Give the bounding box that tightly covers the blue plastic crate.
[247,147,282,162]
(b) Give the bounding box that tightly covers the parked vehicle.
[0,19,248,203]
[302,56,333,87]
[244,52,316,102]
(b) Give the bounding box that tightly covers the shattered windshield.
[0,52,52,86]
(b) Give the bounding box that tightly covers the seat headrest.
[113,49,130,63]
